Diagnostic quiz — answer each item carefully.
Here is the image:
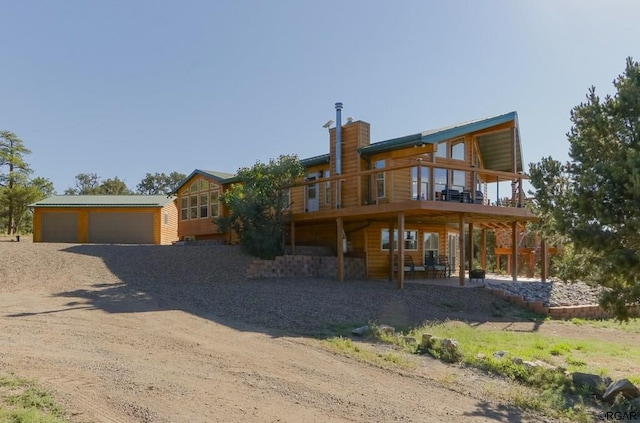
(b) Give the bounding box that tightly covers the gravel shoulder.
[0,239,629,422]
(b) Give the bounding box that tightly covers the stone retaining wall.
[489,288,640,319]
[246,255,366,280]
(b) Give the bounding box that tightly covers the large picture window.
[381,229,418,251]
[412,166,429,200]
[180,179,221,220]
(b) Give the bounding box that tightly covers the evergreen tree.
[529,57,640,320]
[0,131,33,234]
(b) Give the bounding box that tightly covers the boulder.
[572,372,613,397]
[421,333,433,348]
[603,379,640,403]
[492,350,509,359]
[351,326,369,336]
[441,338,458,352]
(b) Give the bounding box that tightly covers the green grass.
[323,336,418,369]
[0,374,67,423]
[568,317,640,333]
[327,320,640,422]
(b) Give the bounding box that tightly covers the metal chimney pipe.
[335,102,343,175]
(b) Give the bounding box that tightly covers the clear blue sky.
[2,0,639,193]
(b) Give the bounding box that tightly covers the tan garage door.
[41,212,79,243]
[88,212,154,244]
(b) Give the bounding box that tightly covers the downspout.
[335,102,343,208]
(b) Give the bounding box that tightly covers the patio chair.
[393,255,416,279]
[438,255,451,278]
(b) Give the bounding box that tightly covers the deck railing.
[296,160,528,213]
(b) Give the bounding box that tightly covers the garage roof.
[30,195,176,208]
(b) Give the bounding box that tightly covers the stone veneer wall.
[246,255,366,280]
[489,288,640,319]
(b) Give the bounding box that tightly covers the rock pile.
[485,280,608,306]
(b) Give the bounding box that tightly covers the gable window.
[451,139,465,160]
[435,142,447,158]
[179,179,221,220]
[375,160,386,199]
[381,229,418,251]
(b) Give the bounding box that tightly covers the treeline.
[64,172,187,195]
[0,130,186,235]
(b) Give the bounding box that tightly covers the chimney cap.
[335,102,343,109]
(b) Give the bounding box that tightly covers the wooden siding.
[160,200,179,245]
[330,121,371,209]
[365,222,454,280]
[177,174,225,240]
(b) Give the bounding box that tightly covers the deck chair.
[393,255,416,279]
[438,255,451,278]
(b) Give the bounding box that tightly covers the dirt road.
[0,240,549,422]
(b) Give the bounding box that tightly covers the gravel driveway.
[0,240,548,423]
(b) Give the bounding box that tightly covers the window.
[375,160,386,199]
[435,142,447,158]
[180,179,221,220]
[452,170,466,192]
[180,197,189,221]
[411,166,429,200]
[423,232,440,264]
[451,139,465,160]
[190,195,198,219]
[324,170,331,204]
[163,213,169,225]
[200,193,208,218]
[435,168,448,192]
[381,229,418,251]
[210,190,220,217]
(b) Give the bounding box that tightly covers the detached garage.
[30,195,179,245]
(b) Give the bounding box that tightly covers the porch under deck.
[290,200,543,289]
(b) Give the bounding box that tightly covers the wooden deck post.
[481,228,487,270]
[388,220,395,282]
[337,217,344,282]
[468,222,474,274]
[397,212,405,290]
[541,238,548,282]
[459,213,466,286]
[290,220,295,255]
[511,221,518,282]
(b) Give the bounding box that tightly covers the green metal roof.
[359,111,523,173]
[300,153,330,168]
[30,195,176,208]
[173,169,236,193]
